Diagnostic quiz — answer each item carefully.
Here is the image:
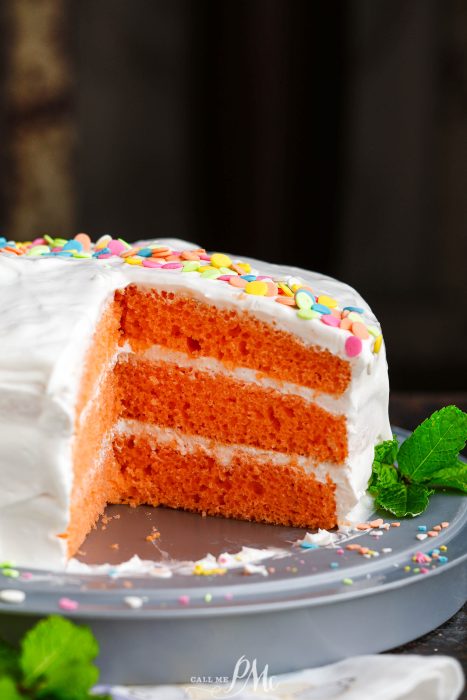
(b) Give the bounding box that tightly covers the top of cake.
[0,233,384,372]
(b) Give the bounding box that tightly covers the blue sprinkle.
[312,303,331,315]
[55,251,74,257]
[62,240,83,252]
[299,542,319,550]
[241,275,256,282]
[417,525,427,532]
[438,556,448,564]
[0,237,7,248]
[330,562,339,569]
[430,549,440,556]
[137,247,153,257]
[343,306,364,314]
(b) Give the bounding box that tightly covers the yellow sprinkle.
[291,284,303,293]
[317,295,337,308]
[124,256,143,265]
[193,564,227,576]
[245,280,268,296]
[236,262,251,273]
[95,234,112,250]
[367,325,380,338]
[199,265,216,273]
[440,545,447,552]
[211,253,232,269]
[374,335,383,354]
[278,282,294,297]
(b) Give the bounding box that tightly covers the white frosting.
[0,238,391,569]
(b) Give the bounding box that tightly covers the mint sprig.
[370,406,467,518]
[0,616,110,699]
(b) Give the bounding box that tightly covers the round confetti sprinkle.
[0,589,25,604]
[278,282,294,297]
[204,593,213,603]
[229,276,247,288]
[297,308,319,320]
[142,259,163,268]
[245,280,268,296]
[294,289,314,310]
[321,315,340,327]
[178,595,190,606]
[312,303,331,315]
[162,262,183,270]
[275,296,296,306]
[342,578,354,585]
[124,596,144,609]
[59,597,79,611]
[317,295,337,308]
[211,253,232,268]
[374,335,383,354]
[339,317,352,331]
[125,256,143,265]
[345,335,362,357]
[351,321,370,340]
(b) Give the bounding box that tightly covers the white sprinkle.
[416,533,428,541]
[0,589,25,604]
[370,530,383,537]
[382,548,393,553]
[124,596,145,609]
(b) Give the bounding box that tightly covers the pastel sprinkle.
[162,262,183,270]
[229,276,247,288]
[373,335,383,354]
[125,256,143,265]
[211,253,232,268]
[330,562,339,569]
[345,335,362,358]
[245,280,268,296]
[321,315,340,327]
[62,240,83,252]
[278,282,294,297]
[441,522,449,528]
[440,545,448,551]
[299,542,319,550]
[0,589,26,604]
[416,534,428,541]
[124,596,144,609]
[201,269,221,279]
[297,308,319,320]
[418,525,427,532]
[317,295,337,308]
[336,548,344,555]
[204,593,212,603]
[137,247,153,257]
[2,569,19,578]
[312,303,331,315]
[276,296,296,307]
[295,289,315,310]
[59,597,79,611]
[343,306,364,314]
[342,578,353,585]
[351,321,370,340]
[178,595,190,606]
[142,259,163,268]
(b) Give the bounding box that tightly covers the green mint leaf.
[0,676,23,700]
[398,406,467,483]
[375,483,433,518]
[35,662,99,700]
[427,459,467,493]
[374,436,399,465]
[0,641,20,679]
[20,616,99,695]
[368,463,399,496]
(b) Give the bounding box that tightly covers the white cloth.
[94,654,464,700]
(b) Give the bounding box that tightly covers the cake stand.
[0,428,465,685]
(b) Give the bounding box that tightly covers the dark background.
[1,0,466,392]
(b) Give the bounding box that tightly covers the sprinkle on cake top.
[0,234,383,358]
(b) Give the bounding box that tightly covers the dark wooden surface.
[387,393,467,680]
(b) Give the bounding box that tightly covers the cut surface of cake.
[0,235,391,569]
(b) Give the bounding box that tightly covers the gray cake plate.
[0,427,466,685]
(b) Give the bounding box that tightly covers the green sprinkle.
[182,261,200,272]
[342,578,353,585]
[200,270,221,279]
[297,309,320,321]
[0,561,16,569]
[204,593,212,603]
[2,569,20,578]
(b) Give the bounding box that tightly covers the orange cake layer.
[112,431,338,530]
[116,356,347,463]
[117,286,351,396]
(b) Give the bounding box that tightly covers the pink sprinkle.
[420,567,429,574]
[178,595,190,606]
[321,315,340,327]
[162,262,183,270]
[32,238,45,245]
[218,275,234,281]
[58,597,79,611]
[256,276,272,281]
[52,247,63,252]
[96,253,112,259]
[142,259,163,268]
[20,572,33,580]
[224,592,234,601]
[200,254,211,261]
[108,239,126,255]
[345,335,362,357]
[336,548,344,555]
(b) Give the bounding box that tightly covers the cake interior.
[66,285,351,558]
